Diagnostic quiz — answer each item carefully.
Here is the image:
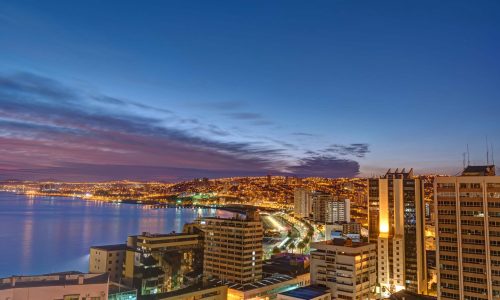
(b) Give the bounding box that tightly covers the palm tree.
[288,242,296,253]
[272,246,281,255]
[297,241,306,254]
[303,237,310,244]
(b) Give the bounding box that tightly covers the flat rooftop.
[140,281,226,299]
[90,244,127,251]
[0,272,108,290]
[209,274,295,292]
[279,285,330,299]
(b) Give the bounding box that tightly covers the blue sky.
[1,0,499,180]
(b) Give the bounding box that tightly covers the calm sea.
[0,192,234,277]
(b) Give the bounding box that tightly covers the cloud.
[0,71,365,180]
[288,155,360,178]
[325,143,370,158]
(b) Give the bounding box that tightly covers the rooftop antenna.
[487,136,490,165]
[467,144,470,166]
[462,152,466,169]
[492,143,495,165]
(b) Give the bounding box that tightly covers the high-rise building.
[89,244,126,282]
[294,188,312,218]
[310,238,377,300]
[123,232,203,296]
[202,211,263,284]
[368,168,427,295]
[435,165,500,300]
[312,192,350,224]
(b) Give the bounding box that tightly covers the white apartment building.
[310,238,376,300]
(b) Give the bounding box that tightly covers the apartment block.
[123,232,203,296]
[294,188,313,219]
[312,192,350,224]
[0,272,109,300]
[435,165,500,300]
[368,168,427,295]
[202,211,263,284]
[89,244,126,282]
[310,238,376,300]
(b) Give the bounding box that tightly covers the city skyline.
[1,0,500,181]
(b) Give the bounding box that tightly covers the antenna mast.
[467,144,470,166]
[487,136,490,164]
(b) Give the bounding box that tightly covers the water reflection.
[0,192,234,276]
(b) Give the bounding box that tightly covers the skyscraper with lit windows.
[202,211,263,284]
[368,168,427,295]
[435,165,500,300]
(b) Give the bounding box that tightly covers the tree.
[297,241,306,254]
[307,229,314,237]
[302,237,310,244]
[288,242,296,253]
[272,246,281,255]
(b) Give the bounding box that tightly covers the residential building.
[310,238,376,300]
[435,165,500,300]
[368,168,427,295]
[294,188,312,219]
[277,285,331,300]
[123,232,203,296]
[220,273,310,300]
[140,281,228,300]
[0,272,109,300]
[202,211,263,284]
[312,192,350,224]
[89,244,127,282]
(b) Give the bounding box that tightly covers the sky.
[1,0,500,181]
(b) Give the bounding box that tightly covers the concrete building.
[277,285,331,300]
[219,273,310,300]
[141,281,228,300]
[368,168,427,295]
[89,244,127,282]
[123,232,203,296]
[435,165,500,300]
[202,211,263,284]
[312,192,350,224]
[310,238,376,300]
[294,188,312,219]
[0,272,109,300]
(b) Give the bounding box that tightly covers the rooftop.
[381,168,414,179]
[209,274,295,292]
[279,285,330,299]
[389,290,437,300]
[462,165,496,176]
[140,281,226,299]
[316,238,372,248]
[90,243,127,251]
[0,272,109,290]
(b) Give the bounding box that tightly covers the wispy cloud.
[0,71,368,181]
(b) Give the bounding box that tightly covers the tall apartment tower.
[294,188,312,218]
[312,191,350,224]
[202,211,263,284]
[368,168,427,295]
[435,165,500,300]
[310,238,377,300]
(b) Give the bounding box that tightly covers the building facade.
[312,192,350,224]
[123,232,203,296]
[368,168,427,295]
[89,244,127,282]
[310,238,376,300]
[435,165,500,300]
[202,211,263,284]
[294,188,312,219]
[0,272,109,300]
